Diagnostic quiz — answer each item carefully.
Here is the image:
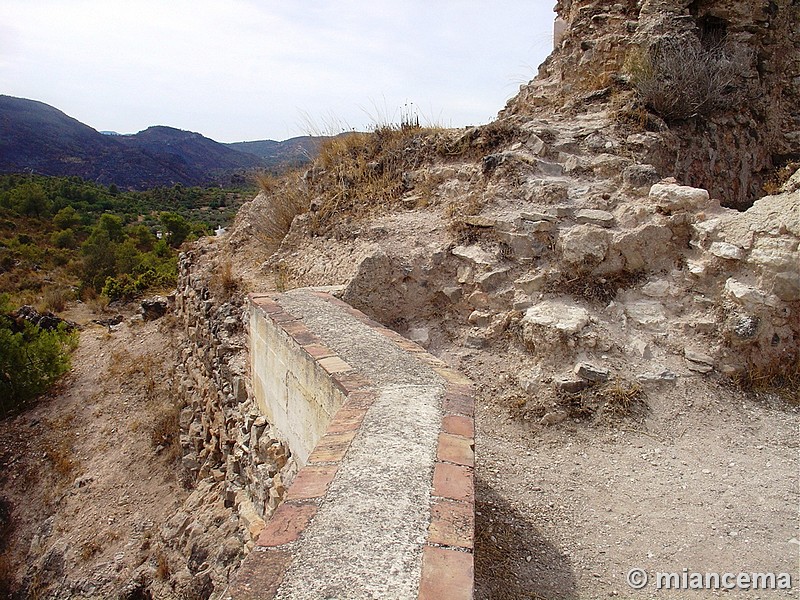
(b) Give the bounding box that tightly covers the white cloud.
[0,0,555,142]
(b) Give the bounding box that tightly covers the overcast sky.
[1,1,555,143]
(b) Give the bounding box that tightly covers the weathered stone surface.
[641,280,670,298]
[559,224,609,265]
[523,300,590,335]
[575,209,615,227]
[555,376,589,393]
[649,183,709,213]
[624,300,666,326]
[467,311,491,328]
[573,362,609,382]
[467,290,490,309]
[452,245,495,266]
[773,272,800,303]
[408,327,431,348]
[684,349,714,366]
[476,268,510,291]
[709,241,745,261]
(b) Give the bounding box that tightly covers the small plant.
[626,36,750,121]
[0,295,79,415]
[556,377,647,421]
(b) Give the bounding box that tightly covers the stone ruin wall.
[163,244,297,593]
[515,0,800,210]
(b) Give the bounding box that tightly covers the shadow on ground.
[474,475,578,600]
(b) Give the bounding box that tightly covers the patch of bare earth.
[0,304,187,598]
[465,352,799,599]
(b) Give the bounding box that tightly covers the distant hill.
[226,137,323,172]
[0,95,317,189]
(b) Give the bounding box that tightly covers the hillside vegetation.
[0,174,249,308]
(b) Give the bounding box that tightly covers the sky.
[0,1,556,143]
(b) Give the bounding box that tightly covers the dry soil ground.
[463,348,799,599]
[0,304,188,598]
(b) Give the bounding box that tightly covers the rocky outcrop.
[505,0,799,210]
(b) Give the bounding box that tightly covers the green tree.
[52,205,81,230]
[81,228,117,291]
[10,183,50,218]
[160,212,191,247]
[96,213,124,242]
[0,295,78,414]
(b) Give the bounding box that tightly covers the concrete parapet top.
[226,290,475,599]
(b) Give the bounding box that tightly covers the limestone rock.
[575,209,615,227]
[624,300,666,327]
[559,224,609,266]
[452,245,495,266]
[523,300,590,335]
[649,183,710,213]
[407,327,430,348]
[468,311,491,328]
[573,362,609,382]
[773,272,800,303]
[476,268,510,291]
[709,241,745,261]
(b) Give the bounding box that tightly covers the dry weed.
[735,359,800,404]
[557,377,647,421]
[250,171,308,252]
[544,270,645,305]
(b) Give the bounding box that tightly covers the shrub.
[626,37,750,121]
[0,296,78,415]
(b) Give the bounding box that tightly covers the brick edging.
[225,292,475,599]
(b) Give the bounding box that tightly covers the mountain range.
[0,95,322,189]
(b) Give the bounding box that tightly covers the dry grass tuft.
[544,270,645,305]
[250,170,309,252]
[762,161,800,196]
[557,377,647,421]
[735,358,799,404]
[625,37,750,122]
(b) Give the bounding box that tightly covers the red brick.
[226,548,292,600]
[418,546,473,600]
[442,389,474,418]
[270,311,300,324]
[318,356,353,375]
[302,343,336,360]
[280,320,320,346]
[345,391,378,410]
[307,430,357,463]
[327,407,368,433]
[442,415,474,439]
[428,499,474,549]
[256,503,317,547]
[250,296,282,314]
[332,372,371,394]
[284,465,338,500]
[432,462,474,503]
[437,433,474,467]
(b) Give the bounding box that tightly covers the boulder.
[140,296,169,321]
[559,224,609,266]
[523,299,590,335]
[649,182,710,213]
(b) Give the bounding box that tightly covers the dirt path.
[471,373,798,599]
